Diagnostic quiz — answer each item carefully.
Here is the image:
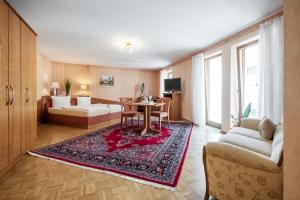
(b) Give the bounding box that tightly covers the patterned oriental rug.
[28,121,193,190]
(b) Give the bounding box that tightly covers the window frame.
[204,53,222,129]
[236,39,259,120]
[167,71,172,79]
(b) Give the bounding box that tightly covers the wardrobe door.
[0,0,9,171]
[8,9,21,162]
[29,26,37,146]
[21,22,36,150]
[21,22,30,150]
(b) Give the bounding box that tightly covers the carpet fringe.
[27,151,175,191]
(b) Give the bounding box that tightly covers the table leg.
[141,106,160,135]
[141,106,149,135]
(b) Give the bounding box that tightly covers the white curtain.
[258,17,283,123]
[230,45,239,123]
[159,70,166,97]
[191,53,206,125]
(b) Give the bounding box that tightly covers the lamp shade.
[51,82,60,89]
[80,84,88,90]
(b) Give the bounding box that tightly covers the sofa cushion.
[228,127,264,141]
[271,125,284,165]
[271,141,283,164]
[259,117,276,140]
[272,125,283,150]
[240,118,260,131]
[219,133,272,156]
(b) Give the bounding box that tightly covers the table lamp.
[51,82,60,96]
[80,84,88,96]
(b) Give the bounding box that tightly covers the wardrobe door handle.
[9,85,14,105]
[6,85,9,106]
[26,87,30,103]
[28,89,31,102]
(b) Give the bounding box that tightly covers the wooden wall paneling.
[8,8,21,163]
[0,0,9,171]
[172,58,192,121]
[88,66,159,101]
[51,62,89,96]
[49,62,160,102]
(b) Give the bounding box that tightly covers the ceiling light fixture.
[117,39,141,54]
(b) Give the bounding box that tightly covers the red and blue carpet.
[28,121,193,190]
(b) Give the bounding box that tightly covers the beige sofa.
[203,118,283,200]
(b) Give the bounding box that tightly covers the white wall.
[37,52,52,100]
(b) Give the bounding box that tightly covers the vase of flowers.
[140,83,145,97]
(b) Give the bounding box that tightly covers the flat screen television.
[164,78,181,92]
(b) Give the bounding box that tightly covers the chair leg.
[131,116,134,126]
[121,116,123,127]
[204,193,209,200]
[125,116,128,128]
[168,115,170,127]
[138,114,140,128]
[159,116,161,131]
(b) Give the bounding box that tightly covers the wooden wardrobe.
[0,0,37,175]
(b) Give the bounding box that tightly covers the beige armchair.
[203,118,283,200]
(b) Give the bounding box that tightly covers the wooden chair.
[151,97,171,130]
[120,98,140,128]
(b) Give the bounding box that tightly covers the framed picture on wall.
[99,75,114,86]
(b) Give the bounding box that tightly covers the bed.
[42,96,121,128]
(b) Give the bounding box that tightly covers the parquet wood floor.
[0,120,221,200]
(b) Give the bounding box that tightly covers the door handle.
[26,87,30,103]
[9,85,14,105]
[6,84,9,106]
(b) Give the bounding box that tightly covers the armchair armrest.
[205,142,281,173]
[240,118,260,131]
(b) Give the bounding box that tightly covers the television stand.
[163,92,181,120]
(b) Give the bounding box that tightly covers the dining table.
[130,102,164,135]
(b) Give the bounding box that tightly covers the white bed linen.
[48,104,121,117]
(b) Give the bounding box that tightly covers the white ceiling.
[8,0,282,69]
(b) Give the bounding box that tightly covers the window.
[205,54,222,128]
[160,69,173,97]
[237,40,259,118]
[167,71,172,79]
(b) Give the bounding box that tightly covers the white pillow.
[51,96,71,108]
[77,96,91,106]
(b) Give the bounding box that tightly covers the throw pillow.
[51,96,71,108]
[77,96,91,106]
[259,117,276,140]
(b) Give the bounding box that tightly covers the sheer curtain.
[159,70,166,97]
[230,45,239,123]
[191,53,206,125]
[258,17,283,123]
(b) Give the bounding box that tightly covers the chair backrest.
[120,97,133,112]
[161,97,171,113]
